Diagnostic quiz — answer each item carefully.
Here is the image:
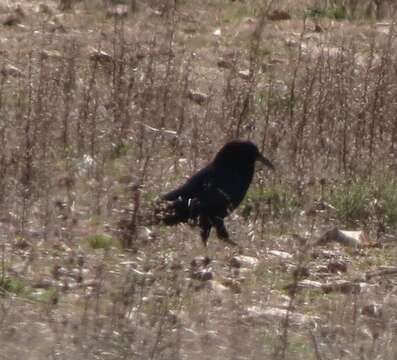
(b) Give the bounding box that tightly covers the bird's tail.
[153,197,199,226]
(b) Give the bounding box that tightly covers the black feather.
[157,140,274,246]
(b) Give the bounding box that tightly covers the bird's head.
[213,140,274,170]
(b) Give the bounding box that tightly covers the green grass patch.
[257,46,272,58]
[299,288,341,306]
[306,4,348,20]
[85,234,116,249]
[0,275,27,296]
[260,330,314,359]
[111,0,129,4]
[374,180,397,228]
[255,89,293,113]
[286,333,316,359]
[329,178,397,229]
[0,275,59,303]
[253,263,291,290]
[329,180,372,225]
[110,141,131,160]
[244,185,300,218]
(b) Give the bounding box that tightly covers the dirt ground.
[0,1,396,359]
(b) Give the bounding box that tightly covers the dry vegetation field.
[0,0,397,359]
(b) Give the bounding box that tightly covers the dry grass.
[0,0,396,359]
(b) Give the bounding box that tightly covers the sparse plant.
[329,178,397,228]
[373,179,397,229]
[85,233,115,249]
[329,181,372,225]
[0,275,26,295]
[244,185,300,219]
[306,3,348,20]
[0,0,397,359]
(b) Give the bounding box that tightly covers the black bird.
[157,140,274,246]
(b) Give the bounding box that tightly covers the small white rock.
[213,28,221,36]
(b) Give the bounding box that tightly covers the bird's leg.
[213,218,237,246]
[199,216,211,247]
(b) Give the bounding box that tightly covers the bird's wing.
[161,165,240,221]
[162,166,213,201]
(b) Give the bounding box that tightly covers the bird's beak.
[257,153,275,170]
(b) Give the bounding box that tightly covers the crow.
[157,140,274,246]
